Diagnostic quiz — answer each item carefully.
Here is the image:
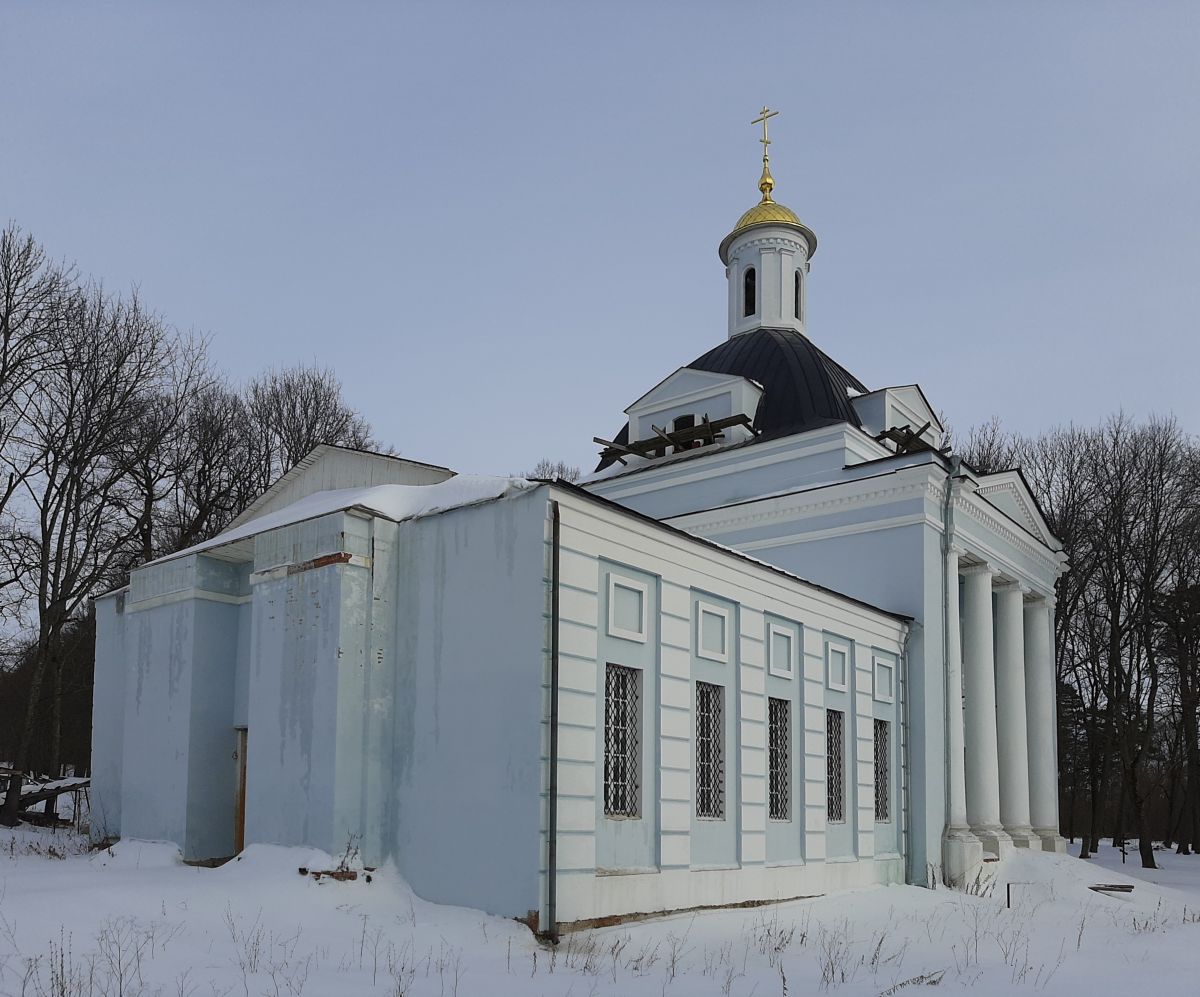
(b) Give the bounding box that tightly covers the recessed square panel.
[826,642,849,691]
[768,625,794,678]
[874,656,895,704]
[608,574,647,642]
[696,601,729,662]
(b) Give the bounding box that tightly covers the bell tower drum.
[719,107,817,340]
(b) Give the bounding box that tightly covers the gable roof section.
[227,444,454,531]
[149,474,532,567]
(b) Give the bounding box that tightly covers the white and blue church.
[92,113,1068,933]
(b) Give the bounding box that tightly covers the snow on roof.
[149,474,535,567]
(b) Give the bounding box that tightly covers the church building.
[91,110,1067,933]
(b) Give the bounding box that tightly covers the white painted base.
[971,823,1014,859]
[1005,824,1040,849]
[942,826,985,889]
[556,857,905,925]
[1034,828,1068,854]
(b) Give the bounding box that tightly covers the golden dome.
[719,106,817,263]
[719,191,817,264]
[731,198,804,233]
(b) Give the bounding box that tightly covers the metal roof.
[596,327,869,471]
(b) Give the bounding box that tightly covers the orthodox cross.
[752,106,779,161]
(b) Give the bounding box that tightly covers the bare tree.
[244,365,377,494]
[957,415,1022,475]
[524,458,582,482]
[0,224,71,610]
[157,383,261,552]
[0,285,190,824]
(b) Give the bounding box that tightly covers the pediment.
[974,470,1059,550]
[624,367,759,415]
[851,383,943,449]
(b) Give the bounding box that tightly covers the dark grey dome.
[596,328,868,471]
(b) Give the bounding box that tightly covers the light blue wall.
[744,524,941,883]
[821,632,855,859]
[90,594,127,840]
[120,595,195,847]
[595,561,660,872]
[388,489,549,918]
[690,591,739,868]
[872,649,902,856]
[764,614,804,864]
[184,597,242,859]
[107,555,248,861]
[244,565,345,855]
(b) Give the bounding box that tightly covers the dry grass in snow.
[2,824,1199,996]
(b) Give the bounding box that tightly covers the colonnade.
[944,546,1065,880]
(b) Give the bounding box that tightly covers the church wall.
[184,597,243,859]
[388,490,549,920]
[594,561,661,873]
[682,518,941,886]
[244,558,347,856]
[547,489,907,926]
[118,594,196,850]
[91,593,128,841]
[93,555,251,860]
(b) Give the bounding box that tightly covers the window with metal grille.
[874,718,890,822]
[768,697,790,821]
[826,708,845,823]
[604,664,641,818]
[696,681,725,819]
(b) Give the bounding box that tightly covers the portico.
[943,542,1066,882]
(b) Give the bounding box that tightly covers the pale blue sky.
[5,2,1198,474]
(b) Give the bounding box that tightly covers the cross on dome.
[751,105,779,202]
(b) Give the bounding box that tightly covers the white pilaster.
[961,564,1012,858]
[1024,597,1067,852]
[994,582,1037,846]
[942,546,983,885]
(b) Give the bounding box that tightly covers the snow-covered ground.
[2,825,1199,996]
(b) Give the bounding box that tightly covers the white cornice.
[590,425,882,499]
[125,588,251,614]
[670,469,939,537]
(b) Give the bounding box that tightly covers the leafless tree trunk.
[1,285,191,825]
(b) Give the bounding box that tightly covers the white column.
[961,564,1012,857]
[994,582,1037,846]
[942,546,984,885]
[1025,596,1067,852]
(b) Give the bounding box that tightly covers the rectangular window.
[696,681,725,819]
[826,708,845,823]
[874,718,890,822]
[768,697,790,821]
[604,664,641,817]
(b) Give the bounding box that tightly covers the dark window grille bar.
[604,664,640,817]
[874,718,890,822]
[696,681,725,819]
[826,708,845,823]
[768,697,790,821]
